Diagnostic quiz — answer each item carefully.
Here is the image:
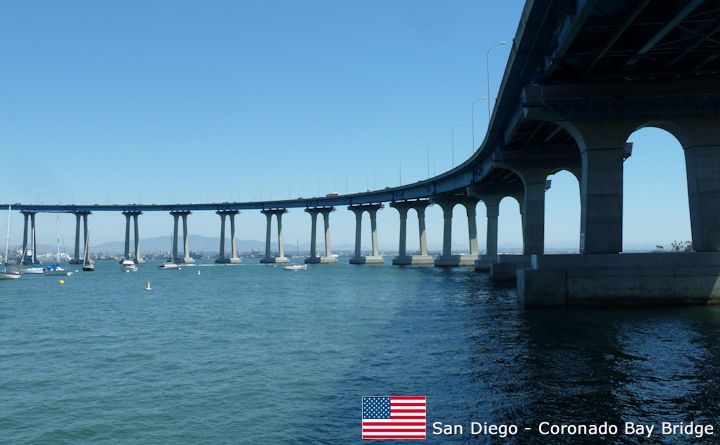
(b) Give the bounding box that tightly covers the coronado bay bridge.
[5,0,720,307]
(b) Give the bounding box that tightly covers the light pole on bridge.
[427,142,436,179]
[486,41,508,125]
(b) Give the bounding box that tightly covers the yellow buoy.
[58,279,65,285]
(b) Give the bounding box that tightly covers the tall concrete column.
[564,122,629,254]
[434,197,477,267]
[352,209,363,259]
[348,204,384,264]
[463,199,480,256]
[276,212,285,259]
[309,211,318,258]
[217,212,227,262]
[579,147,624,253]
[369,208,380,257]
[21,211,34,265]
[30,213,37,264]
[397,207,409,257]
[520,172,548,255]
[305,207,336,264]
[72,213,82,264]
[391,200,433,265]
[260,209,288,263]
[484,196,501,258]
[217,210,241,264]
[133,213,143,264]
[21,212,29,263]
[467,188,512,271]
[182,213,191,263]
[263,211,272,260]
[683,128,720,251]
[123,212,131,260]
[418,207,429,256]
[322,210,332,258]
[441,204,453,257]
[229,212,239,261]
[171,212,180,263]
[82,213,90,262]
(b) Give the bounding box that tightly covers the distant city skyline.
[1,0,691,251]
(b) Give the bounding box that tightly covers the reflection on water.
[1,261,719,444]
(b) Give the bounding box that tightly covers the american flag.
[362,396,426,440]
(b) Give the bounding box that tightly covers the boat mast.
[3,205,11,273]
[56,216,61,264]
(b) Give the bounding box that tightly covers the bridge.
[4,0,720,306]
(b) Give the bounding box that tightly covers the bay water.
[2,259,720,444]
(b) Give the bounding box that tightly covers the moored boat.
[43,264,69,276]
[121,259,138,272]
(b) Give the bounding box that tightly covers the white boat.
[1,205,21,280]
[43,264,69,276]
[0,269,21,280]
[283,264,307,271]
[158,262,181,270]
[22,266,45,275]
[121,259,138,272]
[43,217,69,276]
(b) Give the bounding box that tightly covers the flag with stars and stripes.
[362,396,426,440]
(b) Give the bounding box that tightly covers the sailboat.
[1,206,21,280]
[22,220,44,275]
[44,217,69,276]
[82,227,95,272]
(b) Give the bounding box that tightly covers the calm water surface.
[2,259,720,444]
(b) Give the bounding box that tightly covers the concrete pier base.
[518,252,720,307]
[305,256,337,264]
[216,257,242,264]
[489,255,532,281]
[260,256,288,264]
[393,255,435,266]
[434,254,477,267]
[475,254,498,271]
[350,255,384,265]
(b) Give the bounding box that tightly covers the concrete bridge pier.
[71,211,92,264]
[517,118,720,306]
[348,204,384,264]
[21,211,37,265]
[260,209,289,264]
[216,210,241,264]
[390,200,433,265]
[432,197,479,267]
[71,213,82,264]
[473,195,501,271]
[121,211,143,264]
[133,213,143,264]
[305,207,337,264]
[169,210,193,264]
[228,211,241,263]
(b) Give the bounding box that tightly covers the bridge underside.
[470,0,720,306]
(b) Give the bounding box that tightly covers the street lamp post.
[471,97,486,152]
[452,124,463,167]
[486,41,508,124]
[427,142,436,178]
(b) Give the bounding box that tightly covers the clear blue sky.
[0,0,691,252]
